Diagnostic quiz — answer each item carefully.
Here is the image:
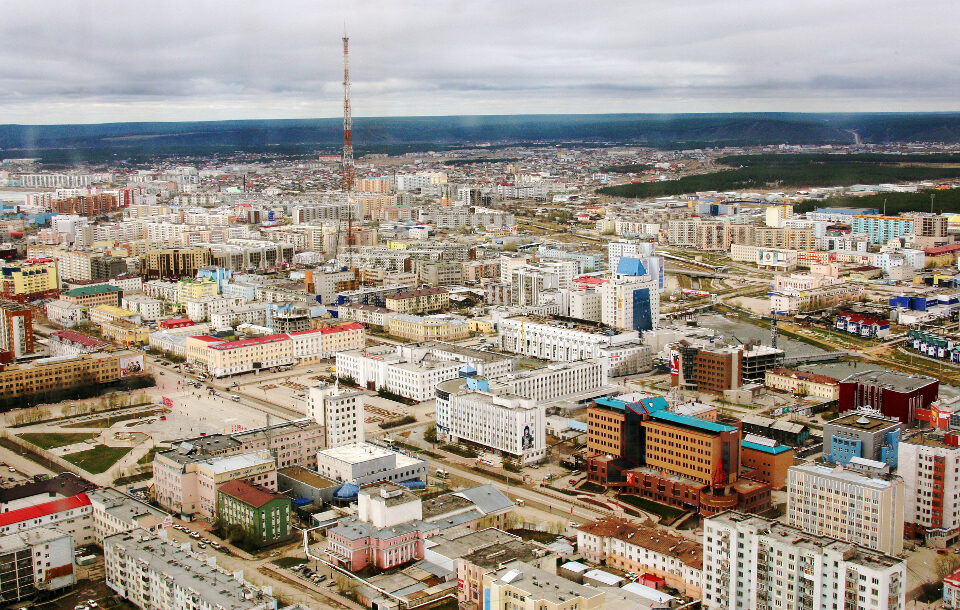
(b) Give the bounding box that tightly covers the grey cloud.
[1,0,959,123]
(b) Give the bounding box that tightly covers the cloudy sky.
[2,0,958,124]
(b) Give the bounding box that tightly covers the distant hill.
[3,113,960,165]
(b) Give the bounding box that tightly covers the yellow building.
[468,319,495,334]
[177,278,218,301]
[0,262,59,300]
[386,240,409,250]
[89,305,140,325]
[61,284,123,308]
[764,368,839,400]
[0,351,144,400]
[100,320,150,345]
[387,314,470,342]
[384,287,450,314]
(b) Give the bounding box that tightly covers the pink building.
[326,483,438,571]
[154,449,277,519]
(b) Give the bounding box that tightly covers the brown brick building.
[51,194,119,216]
[740,435,795,489]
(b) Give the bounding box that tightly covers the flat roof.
[742,440,793,455]
[105,529,274,608]
[278,465,338,489]
[840,369,938,393]
[827,412,901,432]
[649,410,737,434]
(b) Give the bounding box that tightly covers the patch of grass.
[617,495,686,522]
[507,528,561,544]
[577,481,605,494]
[113,472,153,486]
[65,409,162,429]
[138,448,159,466]
[63,445,132,474]
[17,432,98,450]
[273,557,307,568]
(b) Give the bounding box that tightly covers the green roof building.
[216,480,291,546]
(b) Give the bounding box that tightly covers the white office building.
[315,443,427,486]
[335,342,514,402]
[446,385,546,464]
[787,460,905,556]
[121,294,163,321]
[307,382,364,448]
[0,527,76,603]
[703,511,906,610]
[497,315,639,361]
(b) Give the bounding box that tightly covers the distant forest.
[791,189,960,216]
[597,154,960,199]
[6,112,960,165]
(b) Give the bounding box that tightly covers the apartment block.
[899,432,960,546]
[787,461,905,555]
[703,511,906,610]
[105,529,274,610]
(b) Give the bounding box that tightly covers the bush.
[442,443,478,459]
[379,415,416,429]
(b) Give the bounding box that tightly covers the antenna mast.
[342,34,356,257]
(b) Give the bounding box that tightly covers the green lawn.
[617,495,687,522]
[17,432,98,450]
[63,445,132,474]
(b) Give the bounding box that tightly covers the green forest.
[792,188,960,216]
[597,153,960,199]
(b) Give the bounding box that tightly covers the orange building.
[640,410,741,486]
[740,435,795,489]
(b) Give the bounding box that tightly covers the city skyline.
[2,0,960,124]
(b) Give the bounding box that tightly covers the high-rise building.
[307,382,364,448]
[703,511,906,610]
[787,461,904,555]
[0,300,32,363]
[899,432,960,545]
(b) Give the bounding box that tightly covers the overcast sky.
[2,0,958,124]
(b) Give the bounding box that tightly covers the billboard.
[119,354,144,377]
[669,349,680,377]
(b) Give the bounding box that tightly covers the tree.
[936,554,960,580]
[424,425,437,444]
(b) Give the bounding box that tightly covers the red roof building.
[159,318,195,330]
[0,493,92,530]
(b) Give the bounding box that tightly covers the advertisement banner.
[118,354,144,377]
[669,349,680,377]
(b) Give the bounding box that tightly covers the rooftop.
[648,409,737,434]
[826,411,902,432]
[790,462,898,489]
[767,368,839,385]
[277,465,338,489]
[576,517,703,568]
[488,560,604,604]
[105,529,274,609]
[840,369,938,393]
[218,479,287,508]
[64,284,122,297]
